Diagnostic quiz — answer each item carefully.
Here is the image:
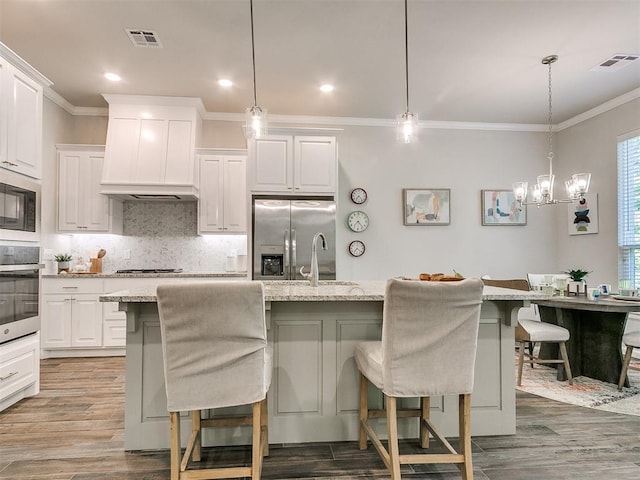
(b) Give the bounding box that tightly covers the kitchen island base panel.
[121,298,518,451]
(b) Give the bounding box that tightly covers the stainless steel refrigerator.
[253,199,336,281]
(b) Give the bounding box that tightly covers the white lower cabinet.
[0,332,40,412]
[41,278,110,357]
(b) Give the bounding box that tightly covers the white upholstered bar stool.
[355,278,484,480]
[482,278,573,387]
[157,281,272,480]
[618,331,640,390]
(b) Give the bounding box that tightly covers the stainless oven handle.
[0,264,45,272]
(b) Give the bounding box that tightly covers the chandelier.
[513,55,590,206]
[244,0,267,139]
[396,0,418,144]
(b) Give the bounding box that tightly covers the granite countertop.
[43,271,248,279]
[533,295,640,312]
[99,280,548,303]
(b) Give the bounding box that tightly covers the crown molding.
[0,42,53,87]
[49,88,639,133]
[556,88,640,131]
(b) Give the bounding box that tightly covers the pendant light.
[513,55,590,206]
[244,0,267,139]
[396,0,418,144]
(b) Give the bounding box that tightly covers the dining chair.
[157,281,272,480]
[618,331,640,390]
[355,278,484,480]
[482,278,573,386]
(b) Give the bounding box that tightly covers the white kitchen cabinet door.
[70,295,103,347]
[250,136,293,192]
[57,147,123,234]
[294,136,336,193]
[41,295,72,348]
[0,59,43,179]
[198,154,246,233]
[249,135,336,194]
[223,155,247,231]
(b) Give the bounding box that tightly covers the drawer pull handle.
[0,371,19,381]
[62,286,78,289]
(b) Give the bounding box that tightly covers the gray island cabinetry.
[100,281,542,450]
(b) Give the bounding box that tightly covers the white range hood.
[101,94,204,200]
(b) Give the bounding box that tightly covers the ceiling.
[0,0,639,125]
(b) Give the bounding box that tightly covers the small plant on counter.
[54,253,72,262]
[563,268,591,282]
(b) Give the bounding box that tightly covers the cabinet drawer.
[42,278,104,294]
[0,333,38,401]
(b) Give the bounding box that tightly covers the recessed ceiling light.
[218,79,233,87]
[104,72,121,82]
[320,84,334,93]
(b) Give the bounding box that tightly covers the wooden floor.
[1,357,640,479]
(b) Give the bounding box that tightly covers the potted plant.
[563,268,591,295]
[55,253,72,273]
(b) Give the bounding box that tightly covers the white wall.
[556,98,640,288]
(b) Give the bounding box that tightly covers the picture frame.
[481,189,527,226]
[568,193,598,235]
[403,188,450,225]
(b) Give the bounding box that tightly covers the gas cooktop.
[115,268,183,274]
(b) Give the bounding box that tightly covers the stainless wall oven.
[0,171,40,242]
[0,246,42,344]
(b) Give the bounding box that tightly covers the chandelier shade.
[513,55,591,207]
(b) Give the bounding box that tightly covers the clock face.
[350,188,368,205]
[348,240,366,257]
[347,211,369,232]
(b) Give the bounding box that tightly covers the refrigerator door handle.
[284,230,290,280]
[291,229,297,280]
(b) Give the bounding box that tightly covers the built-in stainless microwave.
[0,172,40,242]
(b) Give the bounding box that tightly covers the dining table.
[533,294,640,386]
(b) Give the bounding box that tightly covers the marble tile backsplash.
[67,202,247,273]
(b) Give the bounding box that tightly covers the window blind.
[618,131,640,286]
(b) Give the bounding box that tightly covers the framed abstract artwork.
[568,193,598,235]
[481,189,526,226]
[403,188,450,225]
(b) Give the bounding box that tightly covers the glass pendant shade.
[244,105,267,139]
[396,112,418,144]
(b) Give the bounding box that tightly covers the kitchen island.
[100,281,544,450]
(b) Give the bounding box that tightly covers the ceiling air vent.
[591,54,638,72]
[125,29,163,48]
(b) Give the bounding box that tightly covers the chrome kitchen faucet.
[300,232,327,287]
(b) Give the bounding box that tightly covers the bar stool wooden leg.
[386,396,401,480]
[559,342,573,385]
[459,394,473,480]
[517,340,526,386]
[191,410,201,462]
[618,345,634,391]
[169,411,181,480]
[261,397,269,456]
[251,401,261,480]
[420,396,430,448]
[358,372,369,450]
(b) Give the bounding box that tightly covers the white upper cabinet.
[57,145,123,234]
[249,135,336,194]
[198,153,247,233]
[0,44,51,179]
[101,95,203,200]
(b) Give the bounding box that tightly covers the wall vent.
[125,29,163,48]
[591,54,638,72]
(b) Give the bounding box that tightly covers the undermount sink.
[263,280,358,286]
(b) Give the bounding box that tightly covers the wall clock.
[350,187,368,205]
[347,211,369,232]
[348,240,366,257]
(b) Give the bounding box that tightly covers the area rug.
[515,358,640,416]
